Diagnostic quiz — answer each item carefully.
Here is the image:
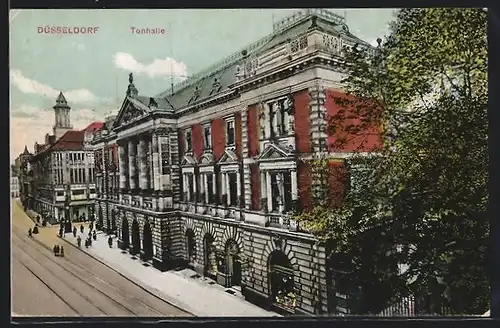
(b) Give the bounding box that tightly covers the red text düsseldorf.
[130,27,166,35]
[37,26,100,34]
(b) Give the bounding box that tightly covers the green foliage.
[296,8,489,315]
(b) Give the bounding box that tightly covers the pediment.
[113,96,150,128]
[258,144,293,161]
[218,149,238,164]
[199,152,215,165]
[181,154,196,166]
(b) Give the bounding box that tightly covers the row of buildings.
[16,92,103,223]
[16,9,380,315]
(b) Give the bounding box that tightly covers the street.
[11,203,192,316]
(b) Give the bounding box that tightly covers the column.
[225,173,231,206]
[138,137,148,190]
[152,133,160,191]
[266,171,273,211]
[185,173,190,201]
[148,138,153,190]
[192,173,197,202]
[128,139,137,190]
[291,169,298,200]
[236,169,241,206]
[221,173,226,196]
[118,142,128,190]
[204,174,209,203]
[260,171,267,200]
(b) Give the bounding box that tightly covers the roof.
[54,91,70,109]
[33,130,85,159]
[51,130,85,151]
[22,145,31,156]
[82,121,104,133]
[150,10,360,113]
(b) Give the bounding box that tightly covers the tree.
[296,8,488,315]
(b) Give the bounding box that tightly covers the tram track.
[13,234,131,316]
[12,257,80,316]
[12,226,188,316]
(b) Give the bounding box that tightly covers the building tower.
[53,92,73,139]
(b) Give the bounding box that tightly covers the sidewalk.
[62,231,279,317]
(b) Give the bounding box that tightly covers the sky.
[9,8,396,161]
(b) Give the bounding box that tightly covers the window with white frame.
[263,97,291,139]
[269,171,293,213]
[203,124,212,149]
[185,129,192,152]
[225,118,235,146]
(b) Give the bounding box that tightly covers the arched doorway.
[98,206,104,230]
[225,239,242,287]
[142,221,153,261]
[268,250,295,311]
[131,219,140,255]
[203,233,217,278]
[185,229,196,263]
[121,217,129,249]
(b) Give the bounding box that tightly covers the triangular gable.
[113,96,149,128]
[217,149,238,164]
[258,144,292,160]
[199,153,215,165]
[181,154,197,166]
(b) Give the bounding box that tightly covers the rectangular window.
[70,169,74,184]
[207,174,214,204]
[185,129,192,151]
[270,172,292,213]
[73,190,85,195]
[226,119,235,146]
[228,172,238,206]
[203,124,212,149]
[188,174,194,202]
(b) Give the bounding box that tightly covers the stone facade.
[92,10,380,315]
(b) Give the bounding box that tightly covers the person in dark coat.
[60,246,64,257]
[80,224,84,234]
[88,237,92,246]
[85,239,89,248]
[108,236,113,248]
[53,245,60,256]
[73,227,77,238]
[28,228,32,237]
[33,225,39,234]
[77,236,82,248]
[93,230,97,241]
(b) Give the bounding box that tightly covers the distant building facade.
[92,10,379,315]
[11,172,20,198]
[28,92,102,223]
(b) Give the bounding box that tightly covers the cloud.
[71,42,86,51]
[114,52,188,80]
[10,69,99,103]
[10,104,104,160]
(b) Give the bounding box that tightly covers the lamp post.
[63,183,72,233]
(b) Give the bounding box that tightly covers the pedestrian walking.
[60,246,64,257]
[73,226,77,238]
[108,236,113,248]
[80,224,84,234]
[77,236,81,248]
[28,228,32,237]
[93,230,97,241]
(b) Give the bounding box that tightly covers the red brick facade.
[191,124,204,158]
[211,118,226,161]
[325,89,382,152]
[246,104,259,158]
[294,90,311,154]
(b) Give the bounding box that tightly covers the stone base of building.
[152,256,184,272]
[241,285,273,311]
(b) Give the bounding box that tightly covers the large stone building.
[11,170,20,198]
[28,92,103,223]
[91,9,379,315]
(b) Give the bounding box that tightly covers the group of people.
[27,224,39,237]
[75,223,98,248]
[53,244,64,257]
